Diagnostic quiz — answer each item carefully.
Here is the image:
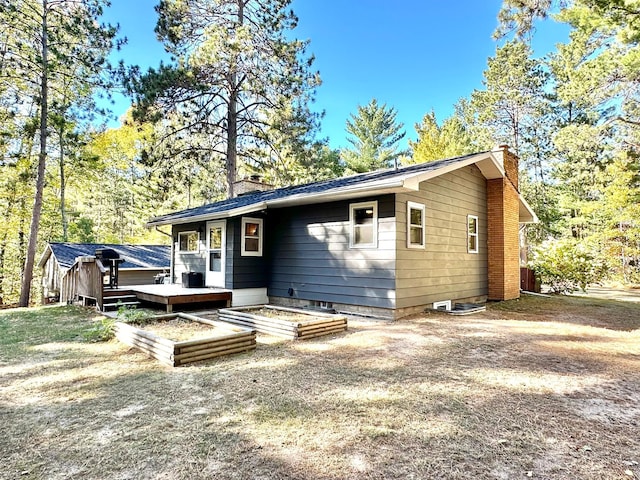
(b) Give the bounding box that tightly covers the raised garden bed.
[217,305,347,339]
[114,312,256,367]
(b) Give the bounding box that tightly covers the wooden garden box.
[114,312,256,367]
[218,305,347,339]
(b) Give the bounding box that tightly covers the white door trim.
[205,220,226,287]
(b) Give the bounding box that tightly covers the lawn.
[1,296,639,479]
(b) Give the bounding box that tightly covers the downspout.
[155,226,174,283]
[154,226,171,238]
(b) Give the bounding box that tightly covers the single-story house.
[39,243,171,302]
[147,146,537,319]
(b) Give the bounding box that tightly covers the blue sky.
[103,0,568,149]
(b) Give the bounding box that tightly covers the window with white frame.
[407,201,425,248]
[349,201,378,248]
[467,215,479,254]
[178,231,199,253]
[241,217,263,256]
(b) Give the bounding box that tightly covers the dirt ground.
[1,295,639,479]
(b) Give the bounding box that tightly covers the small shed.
[38,243,171,303]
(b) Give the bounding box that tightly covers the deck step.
[103,290,135,298]
[102,301,140,311]
[103,295,138,303]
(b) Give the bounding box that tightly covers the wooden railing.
[61,256,107,310]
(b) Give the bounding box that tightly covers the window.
[241,217,263,256]
[407,201,425,248]
[178,231,199,253]
[467,215,479,254]
[349,201,378,248]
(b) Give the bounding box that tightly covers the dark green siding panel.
[229,215,269,289]
[267,195,396,309]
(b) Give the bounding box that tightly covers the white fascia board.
[147,154,511,227]
[147,202,268,227]
[519,195,539,224]
[37,245,53,268]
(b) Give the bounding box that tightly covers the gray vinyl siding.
[119,269,166,286]
[267,195,396,309]
[172,222,206,283]
[226,216,269,289]
[395,165,488,309]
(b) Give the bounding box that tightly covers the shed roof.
[147,150,538,226]
[39,243,171,270]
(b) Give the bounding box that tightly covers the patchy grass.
[490,293,640,331]
[0,296,639,479]
[0,305,103,362]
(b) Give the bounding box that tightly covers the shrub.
[529,239,605,294]
[84,317,116,342]
[84,305,150,342]
[116,304,149,325]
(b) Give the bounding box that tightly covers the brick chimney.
[232,175,273,197]
[486,145,521,301]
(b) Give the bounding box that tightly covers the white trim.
[349,201,378,249]
[241,217,263,257]
[433,300,452,311]
[177,231,200,253]
[205,220,226,287]
[467,215,479,254]
[519,195,538,223]
[406,201,426,249]
[146,151,541,227]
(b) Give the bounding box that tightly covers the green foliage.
[68,217,96,243]
[83,316,116,343]
[0,305,99,360]
[116,304,149,326]
[85,305,151,343]
[0,0,123,305]
[341,99,407,173]
[408,110,474,164]
[129,0,322,198]
[530,239,605,293]
[470,40,548,156]
[494,0,555,39]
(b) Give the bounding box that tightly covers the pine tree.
[341,99,406,173]
[129,0,321,199]
[408,110,474,164]
[0,0,121,306]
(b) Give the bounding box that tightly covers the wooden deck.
[121,284,232,313]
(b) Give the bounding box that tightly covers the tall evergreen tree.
[470,40,547,157]
[129,0,321,199]
[408,110,474,163]
[0,0,121,306]
[341,98,406,173]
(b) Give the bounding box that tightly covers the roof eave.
[146,202,268,227]
[402,152,504,189]
[266,179,406,209]
[519,195,539,224]
[145,151,535,227]
[37,245,53,269]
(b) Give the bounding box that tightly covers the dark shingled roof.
[148,151,490,225]
[47,243,171,270]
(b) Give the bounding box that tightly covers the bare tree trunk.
[225,0,245,199]
[19,0,48,307]
[227,86,237,199]
[59,128,68,241]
